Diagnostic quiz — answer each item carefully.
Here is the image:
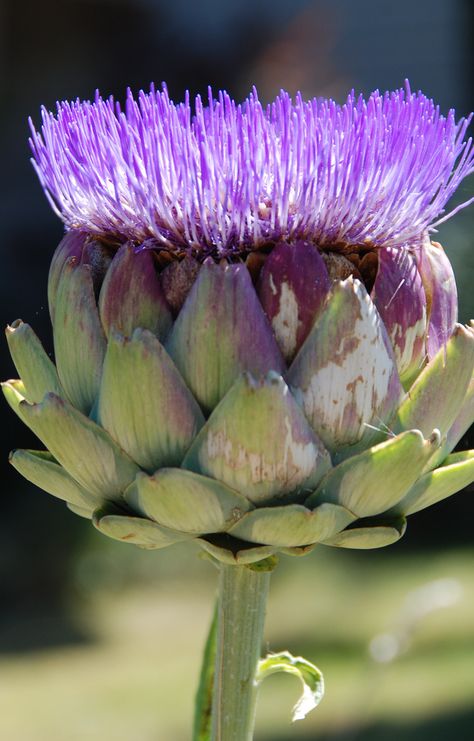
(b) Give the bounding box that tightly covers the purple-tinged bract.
[30,82,474,253]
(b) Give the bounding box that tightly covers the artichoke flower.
[4,83,474,565]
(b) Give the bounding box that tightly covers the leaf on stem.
[256,650,324,722]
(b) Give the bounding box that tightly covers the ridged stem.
[210,562,273,741]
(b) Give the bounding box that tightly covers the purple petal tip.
[30,82,474,253]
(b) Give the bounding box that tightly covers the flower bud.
[5,82,474,562]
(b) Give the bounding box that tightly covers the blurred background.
[1,0,474,739]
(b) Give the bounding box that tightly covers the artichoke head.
[4,234,474,564]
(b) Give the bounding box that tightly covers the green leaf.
[256,650,324,722]
[192,604,217,741]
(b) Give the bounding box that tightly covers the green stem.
[210,561,274,741]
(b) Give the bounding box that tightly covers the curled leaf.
[256,650,324,722]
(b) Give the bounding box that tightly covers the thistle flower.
[4,82,474,564]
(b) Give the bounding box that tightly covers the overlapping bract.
[4,234,474,564]
[6,83,474,563]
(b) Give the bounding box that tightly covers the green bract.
[4,234,474,564]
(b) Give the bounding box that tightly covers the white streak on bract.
[303,291,395,448]
[281,416,318,485]
[269,274,278,296]
[204,417,317,499]
[390,308,426,376]
[271,282,300,360]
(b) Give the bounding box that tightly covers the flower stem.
[210,560,275,741]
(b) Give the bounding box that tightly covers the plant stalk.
[210,561,273,741]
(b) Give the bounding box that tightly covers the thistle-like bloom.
[4,83,474,563]
[30,82,474,252]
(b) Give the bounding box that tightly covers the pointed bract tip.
[6,319,24,334]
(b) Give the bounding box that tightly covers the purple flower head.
[30,81,474,254]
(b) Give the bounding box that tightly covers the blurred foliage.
[0,542,473,739]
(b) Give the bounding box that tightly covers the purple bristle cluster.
[30,82,474,253]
